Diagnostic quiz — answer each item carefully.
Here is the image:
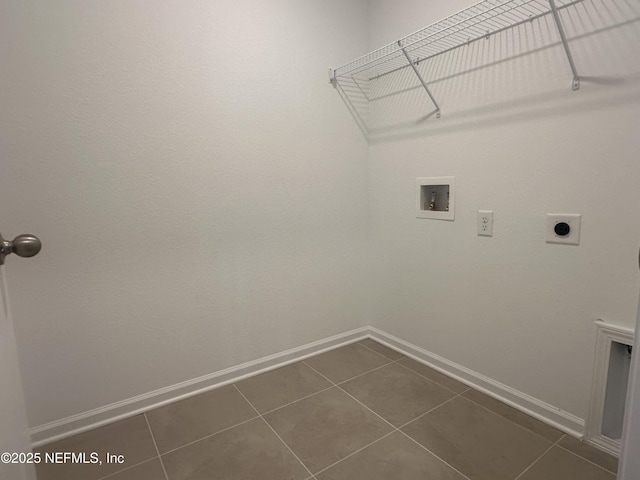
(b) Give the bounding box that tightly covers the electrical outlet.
[478,210,493,236]
[546,214,581,245]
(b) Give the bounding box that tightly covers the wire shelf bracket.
[399,41,441,119]
[548,0,581,90]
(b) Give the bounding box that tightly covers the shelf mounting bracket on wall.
[548,0,581,90]
[399,40,441,119]
[329,68,370,137]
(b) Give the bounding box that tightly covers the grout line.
[400,363,565,450]
[398,430,473,480]
[334,361,397,386]
[306,359,464,430]
[555,442,619,475]
[97,457,162,480]
[332,383,470,475]
[243,358,425,477]
[143,413,170,480]
[513,435,565,480]
[306,358,597,480]
[394,358,467,395]
[335,383,396,429]
[312,430,397,477]
[302,358,397,388]
[356,339,406,362]
[259,384,336,416]
[456,390,567,446]
[395,391,465,431]
[303,361,405,474]
[315,381,470,480]
[233,384,315,479]
[301,361,338,385]
[231,384,261,417]
[159,414,261,456]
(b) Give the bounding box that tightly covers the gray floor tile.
[340,362,456,427]
[463,388,564,442]
[518,446,616,480]
[358,339,405,360]
[33,346,612,480]
[316,431,466,480]
[402,396,551,480]
[304,343,391,384]
[235,362,332,413]
[34,415,157,480]
[100,458,166,480]
[397,358,468,394]
[263,386,393,473]
[145,384,257,453]
[162,417,309,480]
[558,435,619,474]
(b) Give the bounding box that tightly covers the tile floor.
[34,339,619,480]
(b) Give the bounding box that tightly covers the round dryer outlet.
[546,214,581,245]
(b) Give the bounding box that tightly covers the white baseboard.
[585,433,621,457]
[30,327,369,447]
[368,327,585,438]
[31,325,586,447]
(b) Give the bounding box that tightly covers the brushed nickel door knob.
[0,233,42,265]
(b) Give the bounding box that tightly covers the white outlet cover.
[478,210,493,237]
[546,214,581,245]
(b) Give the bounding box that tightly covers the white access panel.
[416,177,455,221]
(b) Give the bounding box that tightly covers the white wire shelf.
[332,0,583,82]
[329,0,598,134]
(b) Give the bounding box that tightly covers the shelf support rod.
[399,42,441,118]
[333,77,370,138]
[548,0,580,90]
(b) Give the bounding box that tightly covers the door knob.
[0,233,42,265]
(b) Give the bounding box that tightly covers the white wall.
[0,0,370,427]
[367,0,640,420]
[3,0,639,436]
